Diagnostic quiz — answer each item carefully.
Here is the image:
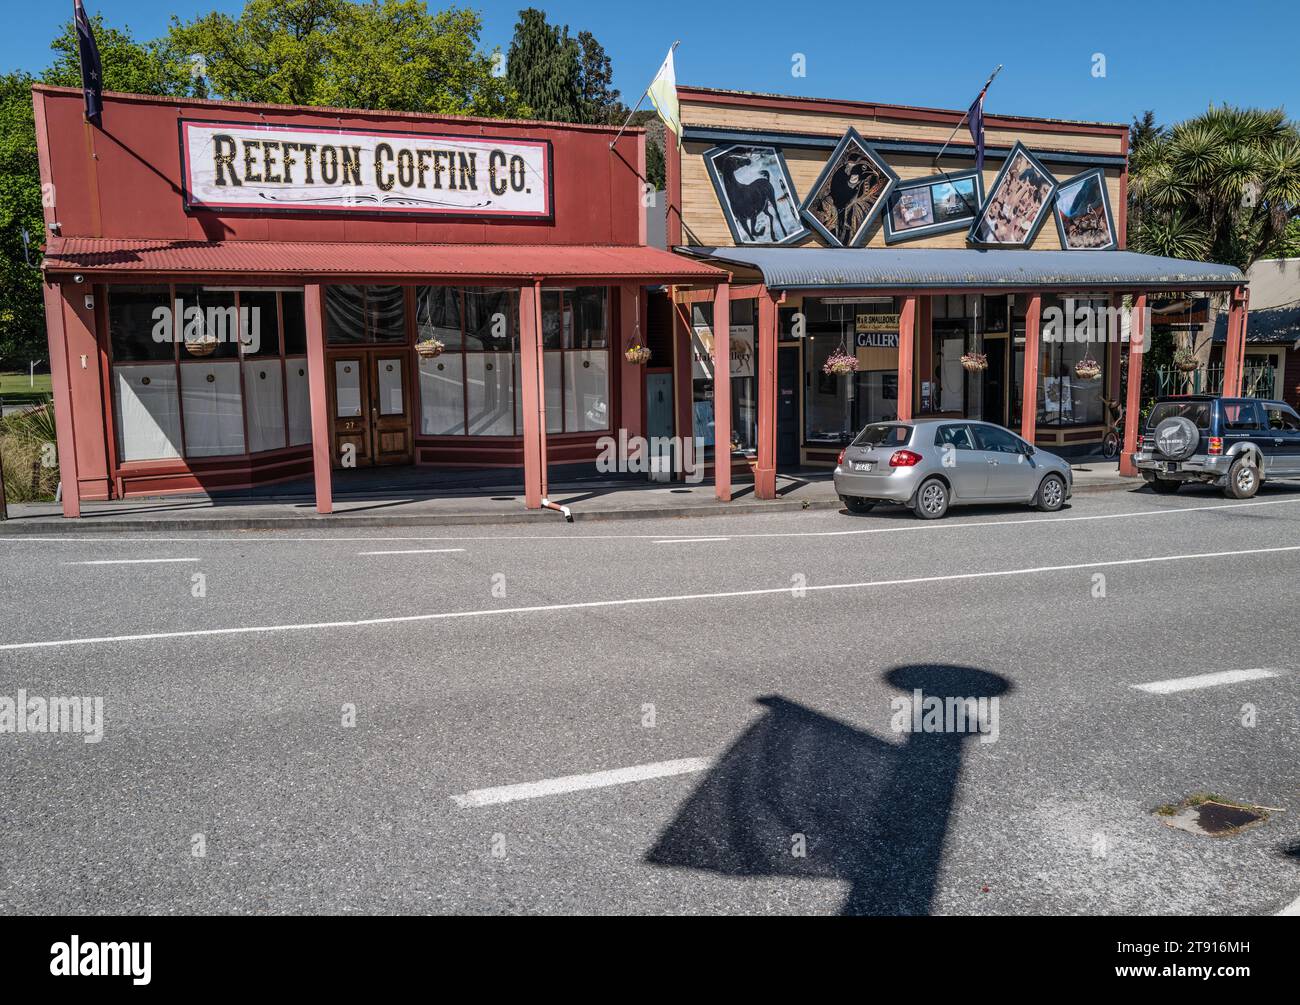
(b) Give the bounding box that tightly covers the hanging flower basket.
[960,351,988,372]
[822,349,859,376]
[624,344,652,365]
[1173,347,1199,373]
[1074,356,1103,381]
[184,334,218,358]
[415,338,445,359]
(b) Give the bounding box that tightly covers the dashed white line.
[357,548,465,556]
[451,757,712,808]
[1132,668,1282,694]
[61,558,200,566]
[4,542,1299,652]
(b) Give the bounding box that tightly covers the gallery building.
[661,86,1251,499]
[32,85,725,517]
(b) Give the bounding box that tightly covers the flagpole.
[931,64,1002,167]
[610,40,679,150]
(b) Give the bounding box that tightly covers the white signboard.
[691,324,755,380]
[180,120,552,219]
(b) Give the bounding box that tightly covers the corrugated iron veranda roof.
[679,247,1245,291]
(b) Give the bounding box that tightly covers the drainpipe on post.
[526,277,572,521]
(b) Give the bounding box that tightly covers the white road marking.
[4,542,1300,652]
[5,495,1300,546]
[61,558,200,566]
[654,537,729,544]
[451,757,712,808]
[1132,668,1282,694]
[357,548,465,556]
[1279,893,1300,916]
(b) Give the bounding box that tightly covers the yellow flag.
[647,46,681,142]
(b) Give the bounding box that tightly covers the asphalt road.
[2,482,1299,915]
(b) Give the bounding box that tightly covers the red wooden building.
[33,85,725,517]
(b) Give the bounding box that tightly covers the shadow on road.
[645,664,1012,915]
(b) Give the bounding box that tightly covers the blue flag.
[968,89,985,172]
[74,0,102,127]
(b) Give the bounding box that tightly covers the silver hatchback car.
[833,419,1073,519]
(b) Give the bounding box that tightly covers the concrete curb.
[0,477,1139,535]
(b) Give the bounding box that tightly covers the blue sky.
[7,0,1298,127]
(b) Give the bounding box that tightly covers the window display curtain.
[114,365,182,461]
[181,361,246,456]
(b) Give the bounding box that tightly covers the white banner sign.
[691,325,755,380]
[180,120,552,219]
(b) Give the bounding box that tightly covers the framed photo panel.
[968,142,1058,247]
[1053,168,1117,250]
[702,144,808,246]
[882,169,985,244]
[799,127,899,247]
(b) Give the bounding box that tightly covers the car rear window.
[1148,401,1211,430]
[852,423,912,447]
[1221,401,1263,430]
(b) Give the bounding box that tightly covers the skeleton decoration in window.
[703,144,808,246]
[968,142,1058,247]
[799,128,899,248]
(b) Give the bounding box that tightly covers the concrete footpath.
[0,462,1138,534]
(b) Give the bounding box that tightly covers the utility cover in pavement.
[1158,797,1266,837]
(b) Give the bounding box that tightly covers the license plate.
[851,460,874,472]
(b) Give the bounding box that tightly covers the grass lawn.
[0,372,53,399]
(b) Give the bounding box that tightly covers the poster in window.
[1052,168,1117,250]
[800,128,899,247]
[703,144,808,246]
[969,142,1057,247]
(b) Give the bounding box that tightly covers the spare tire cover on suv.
[1153,416,1199,459]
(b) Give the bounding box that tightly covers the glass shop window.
[326,285,408,344]
[1037,295,1108,427]
[690,299,756,452]
[109,286,308,463]
[542,287,610,433]
[108,285,175,362]
[803,297,897,445]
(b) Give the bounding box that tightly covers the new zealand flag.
[74,0,103,127]
[968,89,985,172]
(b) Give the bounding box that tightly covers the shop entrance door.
[980,338,1008,426]
[777,347,800,467]
[328,351,413,468]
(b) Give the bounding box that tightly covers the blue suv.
[1134,395,1300,498]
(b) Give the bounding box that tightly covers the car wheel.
[1148,477,1181,494]
[1035,473,1066,512]
[912,477,950,520]
[843,496,875,514]
[1224,456,1260,499]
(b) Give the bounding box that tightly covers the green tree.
[0,72,46,366]
[1,17,185,367]
[576,30,620,124]
[165,0,524,116]
[44,14,192,95]
[1129,104,1300,270]
[505,8,582,123]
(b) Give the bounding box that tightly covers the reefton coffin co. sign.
[179,120,553,219]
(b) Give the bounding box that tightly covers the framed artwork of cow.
[703,143,809,246]
[799,128,899,247]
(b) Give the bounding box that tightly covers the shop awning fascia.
[678,246,1245,292]
[41,238,730,285]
